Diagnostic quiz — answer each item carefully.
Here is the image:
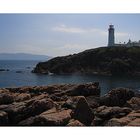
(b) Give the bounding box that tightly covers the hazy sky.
[0,14,140,56]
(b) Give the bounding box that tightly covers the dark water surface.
[0,60,140,95]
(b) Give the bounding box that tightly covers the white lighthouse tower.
[108,24,115,47]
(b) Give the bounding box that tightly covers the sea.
[0,60,140,95]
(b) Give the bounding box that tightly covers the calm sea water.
[0,60,140,95]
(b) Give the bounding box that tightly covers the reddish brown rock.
[63,82,100,97]
[14,93,31,102]
[1,102,27,124]
[67,119,85,126]
[126,110,140,126]
[49,94,68,102]
[105,117,132,126]
[1,97,55,124]
[0,111,8,125]
[29,86,60,94]
[6,83,100,97]
[127,97,140,110]
[0,89,9,94]
[0,93,14,105]
[18,117,36,126]
[7,84,73,94]
[91,116,104,126]
[95,106,132,119]
[62,96,85,110]
[100,88,135,107]
[106,110,140,126]
[24,94,49,106]
[7,86,32,93]
[73,96,94,126]
[127,118,140,126]
[127,111,140,119]
[35,108,72,126]
[0,84,139,126]
[23,98,56,118]
[86,96,100,109]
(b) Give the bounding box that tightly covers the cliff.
[32,46,140,76]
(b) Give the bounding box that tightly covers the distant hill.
[0,53,52,60]
[32,46,140,76]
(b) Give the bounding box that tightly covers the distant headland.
[32,25,140,76]
[0,53,51,61]
[32,46,140,76]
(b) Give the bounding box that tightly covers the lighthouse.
[108,24,115,47]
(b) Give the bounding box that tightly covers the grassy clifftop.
[33,46,140,76]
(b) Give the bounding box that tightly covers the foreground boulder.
[18,117,36,126]
[22,98,55,118]
[100,88,135,107]
[126,97,140,110]
[93,106,132,126]
[86,96,100,109]
[0,111,8,125]
[95,106,132,119]
[73,96,94,126]
[0,89,10,94]
[127,118,140,126]
[1,102,27,124]
[106,110,140,126]
[0,93,14,105]
[0,97,55,124]
[67,119,85,126]
[62,96,85,110]
[14,93,31,102]
[34,108,72,126]
[63,82,100,97]
[105,117,132,126]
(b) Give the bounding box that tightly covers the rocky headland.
[0,82,140,126]
[32,46,140,76]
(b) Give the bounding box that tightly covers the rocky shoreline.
[0,82,140,126]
